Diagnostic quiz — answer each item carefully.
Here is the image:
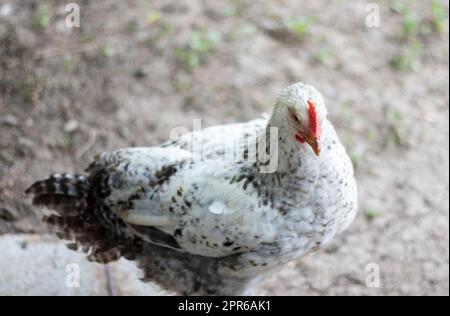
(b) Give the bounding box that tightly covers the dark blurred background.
[0,0,448,295]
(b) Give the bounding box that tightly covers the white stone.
[0,3,12,16]
[0,234,167,296]
[64,120,79,133]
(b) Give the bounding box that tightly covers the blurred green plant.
[338,100,353,129]
[19,75,42,103]
[391,1,427,40]
[63,55,76,72]
[33,5,50,30]
[241,23,257,35]
[349,151,361,171]
[285,16,316,41]
[101,44,115,58]
[390,40,421,71]
[223,4,237,17]
[156,23,173,38]
[365,209,382,220]
[146,11,161,25]
[431,0,448,33]
[366,127,377,143]
[400,10,420,40]
[389,1,435,72]
[229,23,257,41]
[390,0,448,73]
[383,105,407,148]
[314,48,333,66]
[0,150,14,166]
[80,29,95,43]
[125,20,139,34]
[61,134,75,149]
[176,31,222,70]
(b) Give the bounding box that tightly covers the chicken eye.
[288,107,301,124]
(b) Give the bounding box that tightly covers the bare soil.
[1,0,448,295]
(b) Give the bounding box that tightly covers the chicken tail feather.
[25,173,142,264]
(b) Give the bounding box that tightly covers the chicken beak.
[306,136,321,156]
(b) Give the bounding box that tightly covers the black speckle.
[154,164,178,185]
[278,206,288,215]
[236,174,246,183]
[173,228,182,237]
[243,148,249,160]
[223,240,234,247]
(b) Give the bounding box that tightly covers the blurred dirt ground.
[0,0,449,295]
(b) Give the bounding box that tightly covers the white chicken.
[26,82,357,295]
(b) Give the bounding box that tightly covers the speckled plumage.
[26,83,357,295]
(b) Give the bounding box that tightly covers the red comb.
[307,100,321,137]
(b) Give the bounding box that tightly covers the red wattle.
[295,134,305,143]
